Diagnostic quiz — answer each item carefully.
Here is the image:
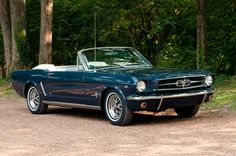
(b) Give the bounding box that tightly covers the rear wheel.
[27,85,48,114]
[104,90,133,126]
[174,104,200,118]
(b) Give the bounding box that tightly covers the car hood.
[98,67,209,80]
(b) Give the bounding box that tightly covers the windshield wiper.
[96,65,124,70]
[124,63,151,68]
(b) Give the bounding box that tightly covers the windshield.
[81,47,152,70]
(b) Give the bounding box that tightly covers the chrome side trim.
[127,90,213,101]
[40,82,47,96]
[43,101,101,110]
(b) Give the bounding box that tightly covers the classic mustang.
[12,47,214,125]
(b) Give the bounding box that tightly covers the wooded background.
[0,0,235,78]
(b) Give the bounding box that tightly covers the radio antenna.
[94,12,97,71]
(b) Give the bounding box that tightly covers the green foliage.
[0,77,5,85]
[0,77,15,97]
[203,75,236,110]
[213,74,232,87]
[207,0,236,75]
[22,0,236,75]
[50,0,198,67]
[14,24,32,67]
[26,0,40,67]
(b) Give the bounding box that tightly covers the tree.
[39,0,53,64]
[0,0,29,77]
[196,0,207,69]
[207,0,236,74]
[0,0,12,77]
[1,0,233,75]
[10,0,28,69]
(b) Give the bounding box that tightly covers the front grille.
[158,76,205,91]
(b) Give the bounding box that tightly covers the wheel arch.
[24,81,38,98]
[100,86,127,111]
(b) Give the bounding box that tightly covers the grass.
[1,74,236,111]
[0,77,16,98]
[203,74,236,111]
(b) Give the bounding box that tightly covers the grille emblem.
[176,79,191,87]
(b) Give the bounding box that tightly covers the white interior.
[33,62,108,72]
[88,61,108,67]
[33,64,78,71]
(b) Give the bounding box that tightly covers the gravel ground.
[0,97,236,156]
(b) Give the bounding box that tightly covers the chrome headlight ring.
[136,81,146,92]
[205,76,213,86]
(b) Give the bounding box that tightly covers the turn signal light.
[208,95,213,101]
[140,102,147,109]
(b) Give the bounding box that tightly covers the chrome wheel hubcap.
[106,93,122,121]
[28,87,40,111]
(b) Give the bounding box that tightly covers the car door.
[44,71,87,104]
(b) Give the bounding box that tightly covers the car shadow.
[132,113,185,125]
[46,106,200,125]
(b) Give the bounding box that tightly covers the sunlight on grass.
[203,75,236,111]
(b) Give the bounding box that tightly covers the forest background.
[0,0,236,78]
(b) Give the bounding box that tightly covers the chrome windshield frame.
[77,47,153,71]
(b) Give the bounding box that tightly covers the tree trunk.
[10,0,27,70]
[196,0,208,69]
[39,0,53,64]
[0,0,12,77]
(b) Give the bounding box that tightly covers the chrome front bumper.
[127,89,214,101]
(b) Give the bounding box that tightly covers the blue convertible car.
[12,47,214,125]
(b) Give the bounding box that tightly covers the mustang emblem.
[176,79,191,87]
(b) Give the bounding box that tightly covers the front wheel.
[104,90,133,126]
[174,104,200,118]
[27,85,48,114]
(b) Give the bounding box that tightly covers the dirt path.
[0,97,236,156]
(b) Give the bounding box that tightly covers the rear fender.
[24,81,41,98]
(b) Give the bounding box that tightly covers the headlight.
[136,81,146,92]
[205,76,213,86]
